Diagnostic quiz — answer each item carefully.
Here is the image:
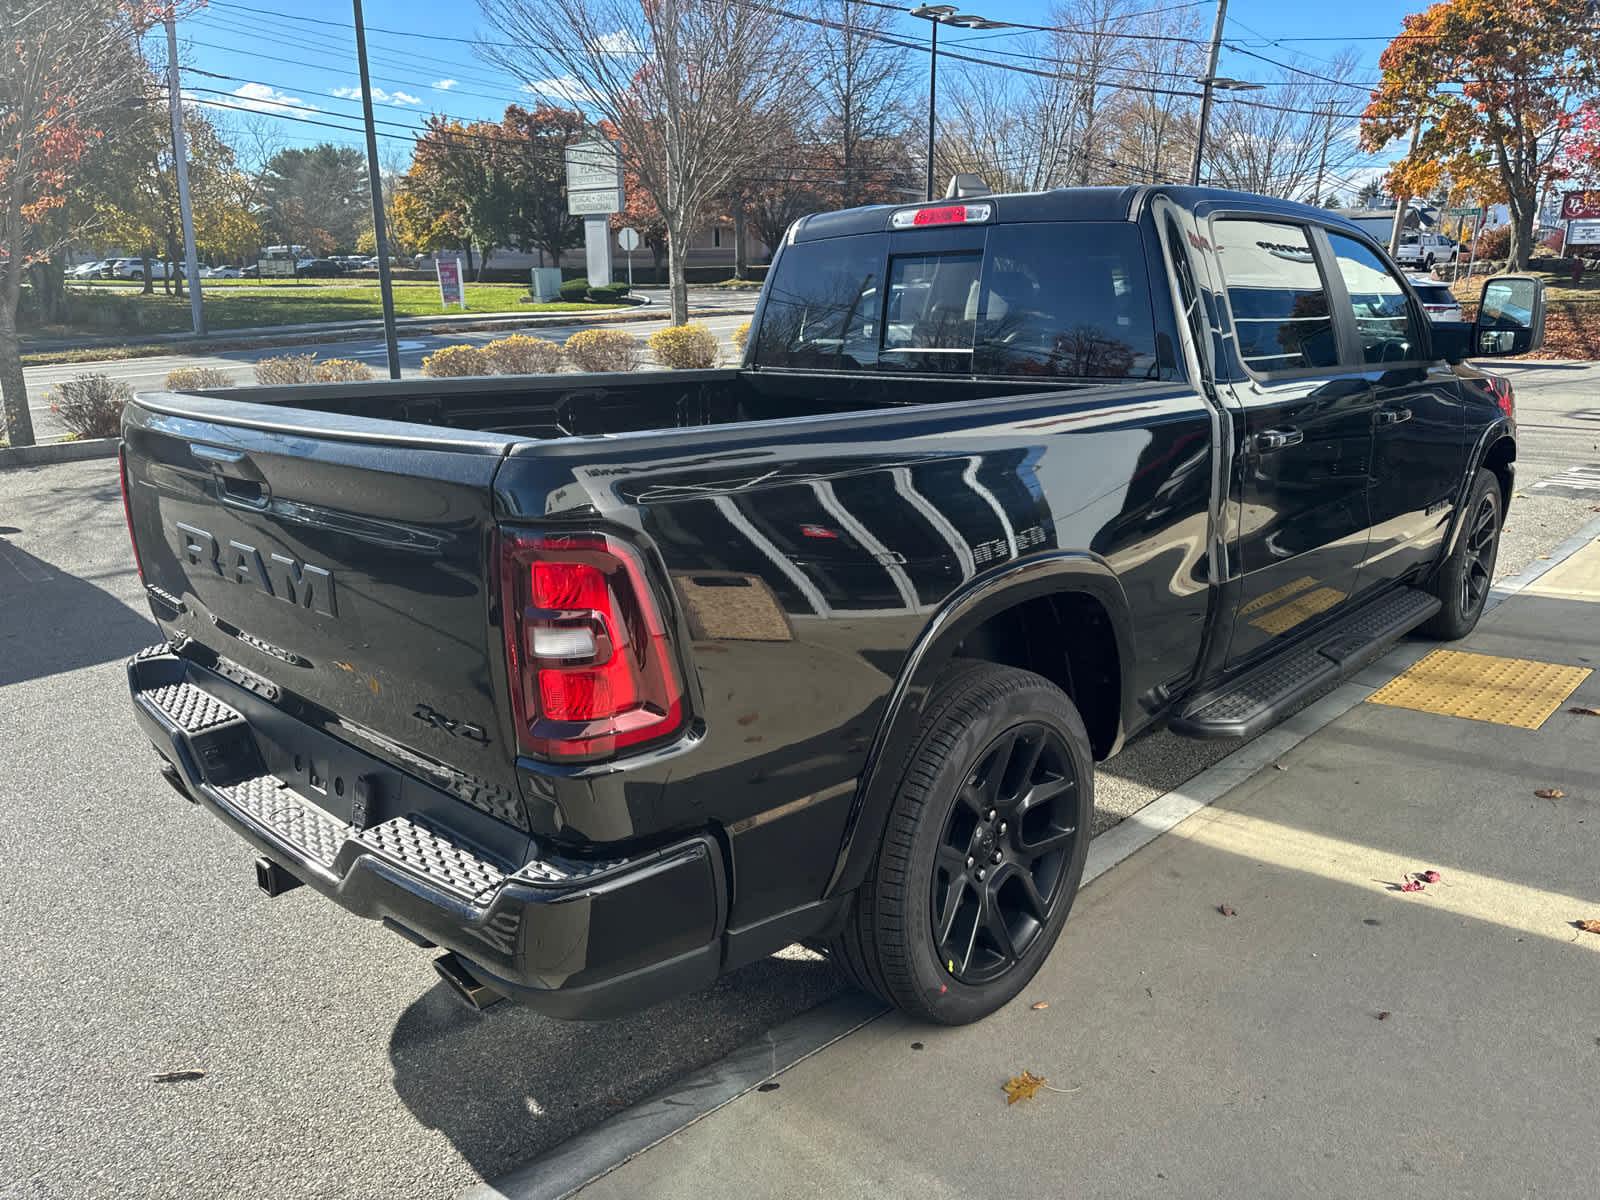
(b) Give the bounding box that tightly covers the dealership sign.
[1567,219,1600,247]
[1561,190,1600,220]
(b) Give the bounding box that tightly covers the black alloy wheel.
[1458,488,1498,617]
[1424,468,1502,640]
[929,722,1080,985]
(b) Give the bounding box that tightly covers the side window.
[1326,233,1426,364]
[1212,219,1338,374]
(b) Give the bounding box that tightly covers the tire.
[1424,254,1435,269]
[829,662,1094,1025]
[1422,468,1502,640]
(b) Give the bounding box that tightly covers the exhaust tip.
[433,952,506,1011]
[254,857,303,897]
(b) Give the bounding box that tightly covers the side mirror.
[1473,275,1546,357]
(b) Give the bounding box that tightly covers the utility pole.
[1190,0,1228,187]
[1389,119,1421,259]
[925,15,939,201]
[164,10,204,337]
[1311,103,1335,206]
[353,0,400,380]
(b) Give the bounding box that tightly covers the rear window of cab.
[752,221,1167,380]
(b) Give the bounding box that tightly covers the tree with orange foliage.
[1,1,147,446]
[1359,0,1599,269]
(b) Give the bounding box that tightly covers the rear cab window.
[753,221,1167,381]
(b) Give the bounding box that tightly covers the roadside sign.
[258,258,295,278]
[1567,218,1600,247]
[569,188,624,216]
[437,257,466,310]
[1560,191,1600,220]
[617,227,641,251]
[1444,206,1483,217]
[566,136,624,216]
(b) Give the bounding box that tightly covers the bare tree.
[1205,52,1367,200]
[814,0,914,207]
[480,0,816,325]
[1106,8,1206,185]
[1,0,144,447]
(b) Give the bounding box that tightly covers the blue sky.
[171,0,1417,193]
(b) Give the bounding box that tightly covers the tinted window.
[753,222,1159,380]
[1214,220,1338,373]
[754,233,886,369]
[1411,283,1454,305]
[1327,233,1425,363]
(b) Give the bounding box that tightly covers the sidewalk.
[559,535,1600,1199]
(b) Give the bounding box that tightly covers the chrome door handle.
[1375,407,1413,425]
[1254,428,1304,452]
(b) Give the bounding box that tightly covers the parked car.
[1408,278,1465,322]
[1396,231,1459,269]
[204,265,242,279]
[70,260,106,279]
[240,264,259,278]
[297,259,345,277]
[122,185,1544,1027]
[103,257,169,280]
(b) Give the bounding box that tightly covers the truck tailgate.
[121,393,526,828]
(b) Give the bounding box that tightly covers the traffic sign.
[617,227,641,251]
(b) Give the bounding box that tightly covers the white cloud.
[588,30,643,55]
[522,75,602,106]
[434,78,458,90]
[330,85,421,105]
[231,82,314,114]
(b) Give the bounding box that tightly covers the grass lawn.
[37,279,617,339]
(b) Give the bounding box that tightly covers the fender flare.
[823,551,1138,900]
[1439,418,1515,565]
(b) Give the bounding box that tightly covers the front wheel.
[830,662,1094,1025]
[1423,468,1502,639]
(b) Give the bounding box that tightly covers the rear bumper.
[127,646,726,1018]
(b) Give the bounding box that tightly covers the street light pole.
[1190,0,1228,186]
[910,6,1014,203]
[353,0,401,380]
[926,15,939,202]
[164,10,204,336]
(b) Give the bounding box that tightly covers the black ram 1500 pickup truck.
[121,186,1545,1025]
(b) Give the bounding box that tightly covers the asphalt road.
[1,363,1596,1198]
[19,303,757,441]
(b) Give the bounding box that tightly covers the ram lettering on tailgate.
[175,522,338,618]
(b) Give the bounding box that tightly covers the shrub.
[558,277,590,302]
[50,374,130,438]
[648,322,719,369]
[253,354,321,385]
[564,328,644,373]
[485,334,563,375]
[731,319,752,354]
[313,358,374,382]
[421,344,493,377]
[165,366,235,391]
[1475,225,1511,261]
[587,282,630,303]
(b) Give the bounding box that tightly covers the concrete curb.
[0,436,119,469]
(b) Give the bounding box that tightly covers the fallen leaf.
[1218,903,1238,916]
[757,1082,781,1093]
[1031,1001,1049,1010]
[150,1069,204,1083]
[1578,920,1600,935]
[1537,555,1552,560]
[1535,788,1565,800]
[1377,1011,1391,1021]
[1514,492,1528,498]
[1273,763,1287,771]
[1004,1070,1048,1104]
[1400,879,1425,893]
[1569,707,1600,718]
[1423,870,1442,884]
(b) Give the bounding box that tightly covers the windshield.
[753,221,1165,380]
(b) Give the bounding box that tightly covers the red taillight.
[499,530,685,761]
[118,445,145,582]
[890,201,992,229]
[1486,375,1515,418]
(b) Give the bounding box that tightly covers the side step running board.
[1169,587,1441,739]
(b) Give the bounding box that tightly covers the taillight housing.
[499,530,685,761]
[119,445,145,582]
[1485,375,1515,419]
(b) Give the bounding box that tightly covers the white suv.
[1396,232,1458,269]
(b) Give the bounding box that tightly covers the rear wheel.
[1423,468,1502,639]
[830,662,1093,1024]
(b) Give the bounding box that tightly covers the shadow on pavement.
[388,950,849,1183]
[0,534,154,686]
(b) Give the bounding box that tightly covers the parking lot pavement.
[572,535,1600,1200]
[4,379,1600,1197]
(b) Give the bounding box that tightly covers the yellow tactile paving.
[1366,649,1591,729]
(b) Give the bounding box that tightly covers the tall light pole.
[164,9,204,336]
[909,6,1014,202]
[353,0,401,380]
[1188,0,1263,187]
